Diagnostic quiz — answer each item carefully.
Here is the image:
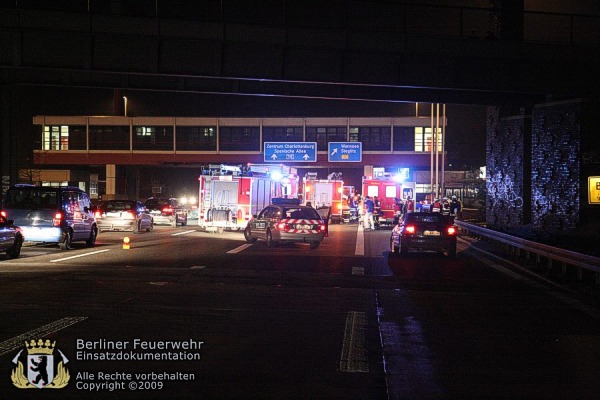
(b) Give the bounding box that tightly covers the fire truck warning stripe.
[280,219,322,224]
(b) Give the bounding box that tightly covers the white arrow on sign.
[330,148,338,156]
[271,154,278,160]
[303,153,310,160]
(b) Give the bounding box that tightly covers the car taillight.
[162,207,173,215]
[404,225,416,234]
[94,211,102,218]
[123,211,135,219]
[447,226,457,235]
[53,212,63,227]
[0,210,6,218]
[276,222,287,230]
[319,224,326,232]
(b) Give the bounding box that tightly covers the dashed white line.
[339,311,369,372]
[355,225,365,256]
[50,249,110,263]
[171,230,196,236]
[0,316,87,356]
[227,244,253,254]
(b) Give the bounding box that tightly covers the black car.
[390,212,457,257]
[0,215,24,259]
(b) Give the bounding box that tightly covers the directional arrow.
[330,148,338,156]
[303,153,310,160]
[271,153,278,160]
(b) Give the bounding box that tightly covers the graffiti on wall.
[487,172,523,208]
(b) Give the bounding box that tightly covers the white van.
[1,185,97,249]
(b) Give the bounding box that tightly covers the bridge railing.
[455,220,600,285]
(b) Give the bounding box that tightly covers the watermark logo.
[11,339,70,389]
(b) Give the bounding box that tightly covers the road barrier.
[456,220,600,285]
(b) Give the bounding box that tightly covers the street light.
[123,96,128,116]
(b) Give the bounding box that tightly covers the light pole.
[123,96,128,117]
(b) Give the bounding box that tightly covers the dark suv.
[1,184,97,250]
[144,197,188,227]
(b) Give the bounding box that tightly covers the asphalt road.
[0,223,598,399]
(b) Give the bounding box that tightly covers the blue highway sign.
[328,142,362,162]
[264,142,317,162]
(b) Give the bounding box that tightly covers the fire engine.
[198,164,299,232]
[301,172,344,223]
[362,172,402,228]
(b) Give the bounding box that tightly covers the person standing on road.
[403,196,414,215]
[364,196,374,230]
[450,195,462,220]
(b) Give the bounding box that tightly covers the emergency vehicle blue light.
[271,198,300,205]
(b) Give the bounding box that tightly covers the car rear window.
[145,199,169,208]
[3,188,59,209]
[407,214,442,223]
[283,208,321,220]
[105,201,135,211]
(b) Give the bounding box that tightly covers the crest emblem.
[11,339,70,389]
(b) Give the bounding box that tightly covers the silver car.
[244,199,327,249]
[95,200,153,233]
[0,215,24,259]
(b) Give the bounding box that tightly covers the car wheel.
[182,217,187,226]
[310,241,320,249]
[146,221,153,232]
[7,235,23,259]
[244,227,257,243]
[59,230,73,250]
[86,226,97,247]
[266,230,275,247]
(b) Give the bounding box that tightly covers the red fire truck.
[362,173,402,228]
[301,172,344,223]
[198,164,299,232]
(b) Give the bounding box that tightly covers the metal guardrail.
[455,220,600,282]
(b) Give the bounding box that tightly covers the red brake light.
[404,225,416,234]
[0,210,6,218]
[276,222,286,230]
[53,212,63,226]
[319,224,326,231]
[447,226,457,235]
[94,211,102,218]
[162,207,173,215]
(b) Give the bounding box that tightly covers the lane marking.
[0,316,87,356]
[227,244,253,254]
[171,230,196,236]
[339,311,369,372]
[355,225,365,256]
[149,282,169,286]
[50,249,110,263]
[190,266,207,270]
